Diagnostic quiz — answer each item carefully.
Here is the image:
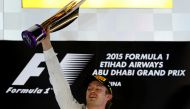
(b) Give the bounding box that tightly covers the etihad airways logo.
[6,53,93,94]
[22,0,173,8]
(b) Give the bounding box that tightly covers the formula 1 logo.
[6,53,93,94]
[13,53,93,85]
[12,53,45,85]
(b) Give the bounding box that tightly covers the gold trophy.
[21,0,86,48]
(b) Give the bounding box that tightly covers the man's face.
[86,80,112,107]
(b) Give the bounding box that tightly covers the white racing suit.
[44,48,86,109]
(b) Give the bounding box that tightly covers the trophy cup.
[21,0,85,48]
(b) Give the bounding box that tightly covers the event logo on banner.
[6,53,93,95]
[22,0,173,8]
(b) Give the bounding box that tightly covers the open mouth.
[89,93,97,99]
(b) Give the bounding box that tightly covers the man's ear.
[106,94,113,101]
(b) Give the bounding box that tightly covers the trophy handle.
[50,8,79,32]
[41,0,84,29]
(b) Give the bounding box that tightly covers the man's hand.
[41,27,53,51]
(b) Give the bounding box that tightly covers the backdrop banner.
[0,41,190,109]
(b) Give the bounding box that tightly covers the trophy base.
[22,24,46,48]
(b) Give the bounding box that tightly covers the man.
[41,28,113,109]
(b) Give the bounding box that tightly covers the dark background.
[0,41,190,109]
